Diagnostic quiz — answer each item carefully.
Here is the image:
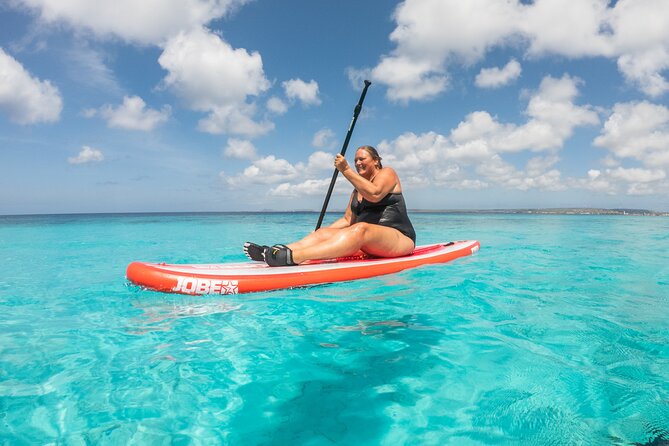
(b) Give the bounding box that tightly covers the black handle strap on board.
[315,80,372,230]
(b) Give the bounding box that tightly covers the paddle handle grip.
[315,80,371,230]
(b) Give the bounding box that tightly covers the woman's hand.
[335,154,350,173]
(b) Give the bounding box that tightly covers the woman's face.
[354,148,377,178]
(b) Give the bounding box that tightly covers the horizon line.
[1,207,667,218]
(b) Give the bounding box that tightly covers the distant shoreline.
[1,208,667,217]
[409,208,669,216]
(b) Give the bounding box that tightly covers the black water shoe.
[264,244,297,267]
[244,242,268,261]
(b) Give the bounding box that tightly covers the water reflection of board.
[126,240,480,295]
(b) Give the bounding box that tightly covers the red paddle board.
[126,240,480,295]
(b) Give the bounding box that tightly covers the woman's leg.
[285,227,341,251]
[291,223,414,264]
[247,228,344,262]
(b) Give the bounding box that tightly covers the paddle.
[315,80,372,230]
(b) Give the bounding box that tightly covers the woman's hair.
[359,145,383,168]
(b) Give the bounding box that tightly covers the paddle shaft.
[315,80,371,230]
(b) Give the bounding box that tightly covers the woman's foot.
[264,244,297,267]
[243,242,268,261]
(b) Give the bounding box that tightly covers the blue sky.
[1,0,668,215]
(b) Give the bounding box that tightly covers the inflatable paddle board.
[126,240,479,295]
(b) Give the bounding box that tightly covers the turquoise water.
[0,212,668,445]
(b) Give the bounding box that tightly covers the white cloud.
[14,0,249,45]
[197,103,274,136]
[266,96,288,115]
[159,28,269,109]
[572,169,615,194]
[158,28,272,137]
[594,101,669,167]
[81,108,97,118]
[306,151,335,171]
[375,75,598,192]
[609,0,669,97]
[365,0,669,101]
[368,0,519,101]
[371,55,448,102]
[617,48,669,98]
[346,67,372,91]
[221,148,338,191]
[65,44,122,94]
[600,156,620,168]
[223,138,257,160]
[525,155,560,176]
[378,131,492,188]
[450,111,503,144]
[282,78,321,106]
[625,182,659,196]
[269,179,332,197]
[607,166,665,183]
[475,59,521,89]
[495,75,599,152]
[312,128,336,149]
[474,155,567,192]
[68,145,104,164]
[454,75,599,153]
[575,111,669,193]
[457,179,489,190]
[378,131,445,172]
[0,47,62,124]
[474,154,524,189]
[390,0,519,64]
[573,166,668,195]
[520,0,614,58]
[224,155,299,186]
[91,95,170,131]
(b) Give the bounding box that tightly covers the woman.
[244,145,416,267]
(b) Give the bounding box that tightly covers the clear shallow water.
[0,212,668,445]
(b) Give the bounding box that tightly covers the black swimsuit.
[350,191,416,243]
